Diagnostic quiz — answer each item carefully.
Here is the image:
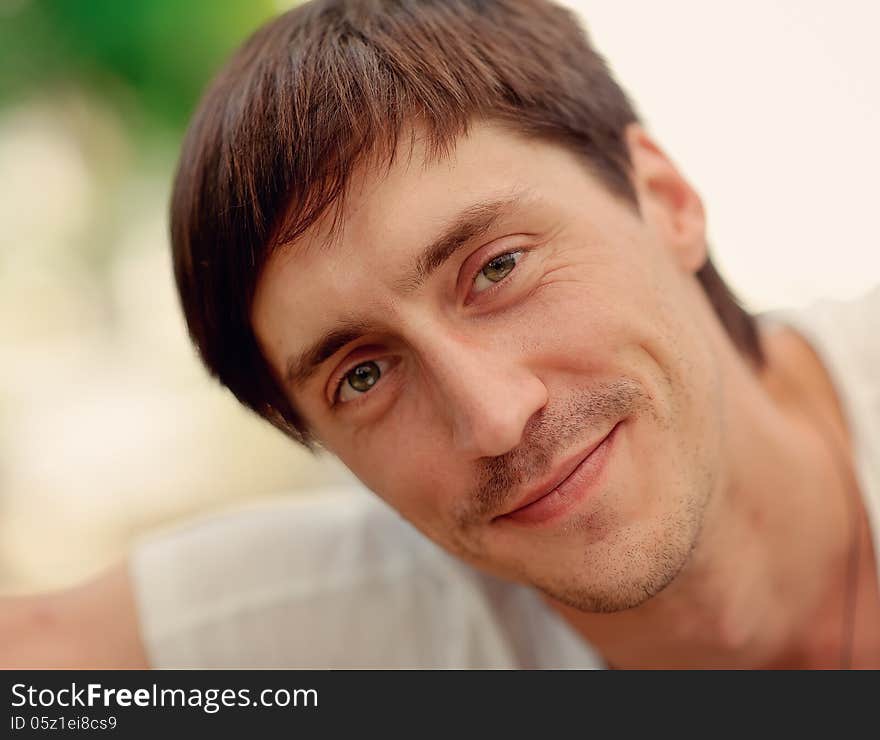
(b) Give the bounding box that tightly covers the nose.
[416,331,549,459]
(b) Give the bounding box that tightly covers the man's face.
[252,120,726,612]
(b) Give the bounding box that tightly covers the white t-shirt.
[131,285,880,668]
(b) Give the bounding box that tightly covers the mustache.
[460,377,646,523]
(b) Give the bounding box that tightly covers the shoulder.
[799,284,879,368]
[759,284,879,404]
[129,484,529,667]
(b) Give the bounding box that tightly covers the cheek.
[545,234,710,395]
[518,270,655,380]
[525,231,673,358]
[531,242,719,444]
[331,419,464,529]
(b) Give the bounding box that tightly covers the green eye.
[336,359,389,404]
[473,250,522,294]
[346,361,380,393]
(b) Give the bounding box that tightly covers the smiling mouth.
[494,421,621,526]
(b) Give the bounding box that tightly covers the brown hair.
[171,0,764,451]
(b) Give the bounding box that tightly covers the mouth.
[494,421,622,527]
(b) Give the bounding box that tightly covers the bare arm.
[0,560,150,668]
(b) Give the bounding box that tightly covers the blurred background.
[0,0,877,592]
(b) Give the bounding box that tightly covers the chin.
[525,505,706,614]
[536,551,688,614]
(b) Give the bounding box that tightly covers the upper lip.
[494,423,618,520]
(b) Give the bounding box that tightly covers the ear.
[625,123,708,274]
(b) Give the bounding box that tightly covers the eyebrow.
[285,191,527,390]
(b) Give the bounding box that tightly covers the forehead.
[250,120,592,394]
[303,120,553,266]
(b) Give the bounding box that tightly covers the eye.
[472,250,524,294]
[335,358,392,404]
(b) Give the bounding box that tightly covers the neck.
[546,318,879,668]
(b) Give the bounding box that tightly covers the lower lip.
[501,422,621,527]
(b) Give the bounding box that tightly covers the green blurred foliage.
[0,0,284,135]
